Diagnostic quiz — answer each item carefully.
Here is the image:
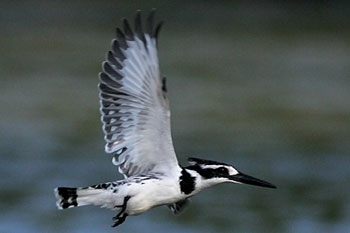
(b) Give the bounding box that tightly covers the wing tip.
[154,21,164,40]
[146,8,156,35]
[116,27,128,49]
[112,9,162,53]
[122,17,134,40]
[106,50,123,69]
[111,39,127,61]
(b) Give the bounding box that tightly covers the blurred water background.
[1,1,350,232]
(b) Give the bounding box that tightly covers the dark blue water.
[1,1,350,232]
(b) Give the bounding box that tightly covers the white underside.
[71,177,187,216]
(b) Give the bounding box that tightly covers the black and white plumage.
[99,10,176,178]
[54,10,276,227]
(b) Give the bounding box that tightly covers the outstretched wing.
[98,10,178,177]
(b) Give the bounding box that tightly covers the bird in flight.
[54,9,276,227]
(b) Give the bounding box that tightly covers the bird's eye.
[218,167,228,174]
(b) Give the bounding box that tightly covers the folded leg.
[112,196,131,227]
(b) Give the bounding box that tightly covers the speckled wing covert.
[98,10,178,177]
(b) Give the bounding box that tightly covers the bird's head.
[186,157,276,189]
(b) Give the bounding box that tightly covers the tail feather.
[54,187,115,210]
[54,187,77,209]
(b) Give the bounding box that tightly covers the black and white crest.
[186,157,238,180]
[188,157,230,166]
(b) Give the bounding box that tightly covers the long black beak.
[230,172,277,189]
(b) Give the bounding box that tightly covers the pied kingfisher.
[54,9,276,227]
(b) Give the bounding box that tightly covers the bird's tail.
[54,186,116,210]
